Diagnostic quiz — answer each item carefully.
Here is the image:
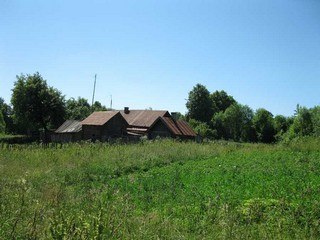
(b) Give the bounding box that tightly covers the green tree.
[211,111,226,139]
[186,84,213,123]
[66,98,108,120]
[252,108,275,143]
[0,98,14,133]
[274,115,292,140]
[188,118,216,138]
[210,90,236,114]
[291,106,313,137]
[66,97,91,120]
[11,72,66,134]
[173,112,186,121]
[92,101,107,111]
[222,103,255,142]
[240,105,256,142]
[0,111,5,134]
[310,106,320,137]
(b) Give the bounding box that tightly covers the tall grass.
[1,139,320,239]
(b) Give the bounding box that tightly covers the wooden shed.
[81,111,128,141]
[51,120,82,142]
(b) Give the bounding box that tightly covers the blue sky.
[1,0,319,116]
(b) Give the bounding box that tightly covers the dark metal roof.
[176,120,197,137]
[55,120,82,133]
[81,111,120,126]
[150,117,196,138]
[120,110,169,128]
[160,117,183,136]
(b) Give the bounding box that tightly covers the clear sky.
[1,0,319,116]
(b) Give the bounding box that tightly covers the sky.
[1,0,319,116]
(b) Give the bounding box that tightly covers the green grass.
[1,139,320,239]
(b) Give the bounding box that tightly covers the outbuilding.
[51,120,82,142]
[81,111,128,141]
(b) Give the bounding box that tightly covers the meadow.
[1,138,320,239]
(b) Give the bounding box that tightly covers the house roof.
[120,110,169,128]
[81,111,120,126]
[80,109,196,138]
[160,117,183,136]
[55,120,82,133]
[176,120,197,137]
[151,117,197,138]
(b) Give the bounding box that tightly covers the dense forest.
[185,83,320,143]
[1,73,319,143]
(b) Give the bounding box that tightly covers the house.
[120,107,196,140]
[149,116,197,139]
[51,120,82,142]
[53,108,196,142]
[81,111,128,141]
[120,107,170,136]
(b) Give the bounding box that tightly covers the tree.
[222,103,255,142]
[239,105,256,142]
[290,106,313,137]
[66,97,91,120]
[188,118,216,138]
[0,97,14,133]
[211,90,236,114]
[252,108,275,143]
[282,106,316,141]
[92,101,107,111]
[310,106,320,137]
[211,111,226,139]
[11,72,66,134]
[274,115,292,140]
[0,111,5,134]
[186,84,213,123]
[66,98,108,120]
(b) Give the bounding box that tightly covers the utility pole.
[91,74,97,107]
[110,95,113,109]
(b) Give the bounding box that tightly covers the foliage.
[1,139,320,239]
[66,98,108,120]
[185,84,320,143]
[252,108,275,143]
[188,119,216,138]
[283,106,314,141]
[173,112,186,121]
[293,107,313,136]
[66,97,91,120]
[0,98,14,133]
[0,111,5,133]
[310,106,320,137]
[92,101,107,112]
[186,83,213,123]
[11,73,66,133]
[211,111,226,139]
[215,103,255,142]
[211,90,236,114]
[274,115,294,141]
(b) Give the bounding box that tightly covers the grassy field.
[1,138,320,239]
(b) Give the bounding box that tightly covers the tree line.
[0,74,319,143]
[0,72,108,135]
[185,83,320,143]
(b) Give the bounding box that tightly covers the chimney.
[124,107,130,114]
[171,112,177,121]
